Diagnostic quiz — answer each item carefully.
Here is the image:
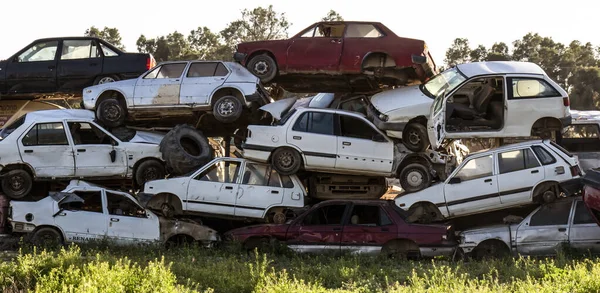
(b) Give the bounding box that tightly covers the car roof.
[571,110,600,123]
[33,36,102,42]
[24,109,95,123]
[468,139,547,156]
[65,180,141,203]
[456,61,546,78]
[295,106,368,119]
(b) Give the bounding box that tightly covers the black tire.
[212,95,243,123]
[93,75,120,85]
[31,227,63,248]
[402,123,430,152]
[271,147,302,176]
[96,98,126,128]
[473,241,509,260]
[2,169,32,199]
[110,127,136,142]
[247,54,277,83]
[160,125,213,175]
[135,160,166,186]
[399,163,431,193]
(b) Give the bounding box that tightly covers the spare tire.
[160,125,213,175]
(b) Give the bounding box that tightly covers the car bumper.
[11,221,36,233]
[560,177,583,195]
[419,243,458,258]
[241,143,273,162]
[560,115,573,127]
[234,52,247,63]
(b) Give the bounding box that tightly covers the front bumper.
[560,115,573,127]
[233,52,247,63]
[560,177,583,195]
[367,104,407,132]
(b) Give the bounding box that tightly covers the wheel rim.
[273,212,286,224]
[217,98,237,117]
[8,175,25,192]
[102,103,122,122]
[161,203,173,217]
[276,151,295,170]
[253,60,269,76]
[98,77,115,84]
[408,130,421,145]
[39,232,59,246]
[143,166,160,181]
[406,170,424,187]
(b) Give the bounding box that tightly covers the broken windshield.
[421,67,466,99]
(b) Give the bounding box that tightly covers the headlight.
[379,113,388,122]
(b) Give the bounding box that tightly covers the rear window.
[532,145,557,165]
[550,141,574,157]
[0,115,26,141]
[278,108,297,126]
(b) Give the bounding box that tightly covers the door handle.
[57,212,66,216]
[77,149,86,152]
[225,186,233,190]
[342,141,351,146]
[271,190,279,194]
[111,218,119,222]
[484,179,492,183]
[531,170,539,174]
[293,136,302,140]
[330,39,341,43]
[558,228,566,232]
[24,150,33,153]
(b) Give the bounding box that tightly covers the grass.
[1,243,600,292]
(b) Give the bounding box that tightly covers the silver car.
[459,196,600,259]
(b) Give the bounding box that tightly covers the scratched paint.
[152,85,180,105]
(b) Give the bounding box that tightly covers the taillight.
[563,96,570,107]
[146,55,156,70]
[570,165,581,176]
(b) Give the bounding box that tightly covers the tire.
[93,75,120,85]
[160,125,213,175]
[96,98,126,128]
[399,163,431,193]
[402,123,430,152]
[135,160,166,186]
[271,147,302,176]
[247,54,277,83]
[473,241,509,260]
[31,227,63,248]
[2,169,32,199]
[382,240,419,260]
[213,95,243,123]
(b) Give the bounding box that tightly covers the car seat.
[452,81,495,120]
[351,214,359,225]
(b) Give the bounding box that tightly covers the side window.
[338,97,368,116]
[347,205,392,226]
[529,201,572,226]
[18,41,58,62]
[68,122,113,145]
[195,160,240,183]
[302,204,347,226]
[60,191,103,213]
[563,124,600,139]
[106,192,147,218]
[531,146,557,165]
[280,175,295,188]
[573,201,596,225]
[145,63,186,79]
[300,26,316,38]
[292,112,334,135]
[242,163,281,187]
[100,43,118,57]
[214,63,229,76]
[314,24,345,38]
[186,62,218,78]
[509,78,560,99]
[345,24,382,38]
[22,123,69,146]
[61,40,99,60]
[498,148,540,174]
[339,115,379,140]
[454,155,493,181]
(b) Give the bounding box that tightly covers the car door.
[236,162,284,219]
[53,189,108,243]
[568,200,600,254]
[427,92,447,149]
[338,23,385,73]
[335,113,393,174]
[285,23,345,73]
[18,121,75,178]
[341,204,396,254]
[56,39,102,91]
[496,147,544,205]
[443,154,499,217]
[285,203,348,253]
[132,63,187,107]
[286,111,337,169]
[105,190,159,244]
[179,62,228,105]
[65,121,127,178]
[184,159,241,216]
[6,40,59,94]
[515,200,572,255]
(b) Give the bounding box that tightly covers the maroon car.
[234,21,437,93]
[224,199,456,258]
[583,170,600,225]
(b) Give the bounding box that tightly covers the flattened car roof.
[456,61,546,78]
[24,109,96,122]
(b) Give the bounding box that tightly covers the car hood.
[129,130,165,144]
[460,224,514,236]
[259,98,297,120]
[369,85,433,115]
[85,78,137,91]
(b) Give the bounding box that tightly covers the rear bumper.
[233,52,247,63]
[560,177,583,195]
[560,115,573,127]
[241,143,272,162]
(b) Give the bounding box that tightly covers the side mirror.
[109,149,116,163]
[448,177,461,184]
[372,133,386,142]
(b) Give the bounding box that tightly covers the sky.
[1,0,597,66]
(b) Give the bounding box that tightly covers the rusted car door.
[338,23,384,73]
[340,204,396,254]
[133,63,187,106]
[285,24,345,73]
[515,200,572,255]
[286,203,348,253]
[568,200,600,253]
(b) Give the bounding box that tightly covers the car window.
[529,201,572,226]
[0,115,26,141]
[22,123,68,146]
[61,40,99,60]
[563,124,600,139]
[573,201,596,225]
[454,155,493,181]
[100,43,118,57]
[195,160,240,183]
[314,24,345,38]
[59,191,103,213]
[531,145,557,165]
[300,25,316,38]
[302,204,347,226]
[145,63,186,79]
[186,62,218,78]
[18,41,58,62]
[498,148,540,174]
[339,115,379,140]
[347,205,392,226]
[106,192,147,218]
[215,63,229,76]
[68,122,113,145]
[292,112,334,135]
[345,24,382,38]
[242,163,281,187]
[339,97,368,116]
[509,78,560,99]
[280,175,294,188]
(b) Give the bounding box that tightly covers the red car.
[583,170,600,225]
[224,199,456,258]
[234,21,437,93]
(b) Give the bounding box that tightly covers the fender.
[208,85,246,106]
[96,88,131,107]
[361,51,395,69]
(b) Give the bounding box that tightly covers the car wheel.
[402,123,430,152]
[382,240,419,260]
[542,190,557,203]
[1,170,32,199]
[473,240,509,260]
[247,54,277,83]
[135,160,166,186]
[271,147,302,176]
[399,163,431,193]
[93,75,120,85]
[213,95,243,123]
[160,125,213,175]
[97,98,126,128]
[31,227,63,248]
[268,210,287,224]
[161,203,175,218]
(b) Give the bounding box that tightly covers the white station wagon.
[396,140,582,222]
[82,61,271,128]
[368,61,572,152]
[142,157,306,224]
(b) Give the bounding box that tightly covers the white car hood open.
[370,85,434,115]
[259,98,297,120]
[129,131,165,144]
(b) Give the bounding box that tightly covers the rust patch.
[152,85,180,104]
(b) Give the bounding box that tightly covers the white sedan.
[9,180,219,247]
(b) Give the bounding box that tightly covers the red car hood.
[237,39,289,52]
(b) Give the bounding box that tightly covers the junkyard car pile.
[0,21,597,258]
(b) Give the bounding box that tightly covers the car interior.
[445,77,505,132]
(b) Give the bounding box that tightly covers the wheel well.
[531,117,563,132]
[407,116,428,127]
[383,238,420,254]
[398,154,431,174]
[210,87,245,107]
[247,50,277,65]
[1,164,35,177]
[362,52,396,69]
[32,225,65,242]
[474,239,510,254]
[267,146,305,165]
[96,90,126,109]
[166,234,195,244]
[532,181,559,202]
[146,193,183,214]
